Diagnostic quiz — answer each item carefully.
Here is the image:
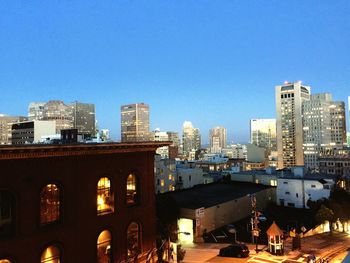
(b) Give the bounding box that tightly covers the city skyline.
[1,1,350,143]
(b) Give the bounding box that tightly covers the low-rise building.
[277,168,336,209]
[176,161,204,190]
[155,155,176,193]
[165,182,276,243]
[11,120,56,144]
[0,115,27,144]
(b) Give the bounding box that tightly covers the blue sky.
[1,1,349,143]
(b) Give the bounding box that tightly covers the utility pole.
[250,194,259,252]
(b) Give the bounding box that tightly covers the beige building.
[168,182,276,243]
[0,115,27,144]
[121,103,150,142]
[42,100,73,133]
[209,126,227,153]
[276,82,311,169]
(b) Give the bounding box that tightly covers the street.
[182,232,350,263]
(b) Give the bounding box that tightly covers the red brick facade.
[0,143,167,262]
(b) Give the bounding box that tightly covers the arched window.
[0,259,12,263]
[127,222,141,258]
[40,245,61,263]
[97,230,112,263]
[0,190,15,237]
[97,177,114,215]
[40,184,60,225]
[126,174,138,205]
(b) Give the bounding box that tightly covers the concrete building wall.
[277,178,333,208]
[176,167,203,189]
[34,120,56,142]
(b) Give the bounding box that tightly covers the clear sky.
[1,1,349,143]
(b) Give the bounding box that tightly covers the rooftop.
[0,142,171,160]
[165,182,273,209]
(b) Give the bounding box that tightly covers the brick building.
[0,142,167,263]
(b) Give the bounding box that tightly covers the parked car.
[219,243,249,258]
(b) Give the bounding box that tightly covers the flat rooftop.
[166,182,273,209]
[0,142,170,160]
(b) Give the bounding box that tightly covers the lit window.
[0,260,12,263]
[127,222,141,258]
[126,174,138,205]
[41,245,61,263]
[160,180,165,187]
[97,177,114,215]
[97,230,112,263]
[40,184,60,225]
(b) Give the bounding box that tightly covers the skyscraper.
[182,121,201,157]
[209,126,227,153]
[70,101,96,137]
[302,93,333,171]
[28,102,45,121]
[250,119,277,151]
[121,103,150,142]
[329,101,347,147]
[43,100,74,133]
[276,82,311,169]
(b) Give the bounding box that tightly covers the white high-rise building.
[182,121,201,158]
[209,126,227,153]
[276,82,311,169]
[302,93,333,171]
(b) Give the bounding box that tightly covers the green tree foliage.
[315,205,334,224]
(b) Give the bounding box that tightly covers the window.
[283,182,288,184]
[127,222,141,258]
[311,185,316,188]
[97,177,114,215]
[0,191,15,237]
[41,245,61,263]
[0,259,12,263]
[126,174,138,205]
[40,184,60,225]
[189,175,192,182]
[285,191,290,195]
[97,230,112,263]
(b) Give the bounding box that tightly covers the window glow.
[97,230,112,263]
[97,177,114,215]
[126,174,137,205]
[41,245,60,263]
[40,184,60,225]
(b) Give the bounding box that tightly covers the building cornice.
[0,142,171,160]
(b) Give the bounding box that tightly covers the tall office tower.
[209,126,227,153]
[121,103,150,142]
[250,119,277,151]
[43,100,74,133]
[28,102,45,120]
[182,121,201,157]
[69,101,96,137]
[330,101,347,147]
[0,114,28,144]
[302,93,333,171]
[276,82,311,169]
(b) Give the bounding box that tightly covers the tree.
[315,205,334,233]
